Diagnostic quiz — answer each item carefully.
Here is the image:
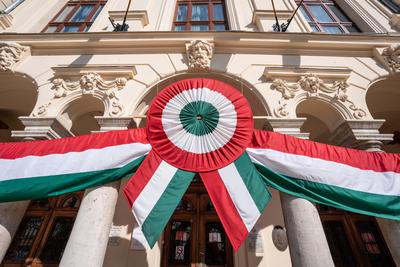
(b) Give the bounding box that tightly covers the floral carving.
[270,74,365,119]
[186,40,214,71]
[0,42,28,72]
[51,72,128,117]
[33,102,51,117]
[382,44,400,72]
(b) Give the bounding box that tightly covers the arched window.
[173,0,228,31]
[317,204,395,266]
[1,192,83,267]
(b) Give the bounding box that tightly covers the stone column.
[60,117,134,267]
[281,193,334,267]
[0,201,29,262]
[269,118,334,267]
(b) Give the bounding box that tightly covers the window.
[42,0,106,33]
[379,0,400,13]
[0,0,24,13]
[1,193,83,267]
[296,0,360,33]
[317,204,395,267]
[173,0,228,31]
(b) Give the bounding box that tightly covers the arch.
[296,97,346,143]
[130,72,272,129]
[366,74,400,152]
[0,72,38,141]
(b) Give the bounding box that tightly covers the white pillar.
[0,201,30,262]
[60,181,120,267]
[281,193,335,267]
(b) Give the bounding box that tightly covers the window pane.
[61,26,80,32]
[214,24,226,31]
[168,221,192,265]
[45,26,58,33]
[205,222,226,265]
[176,4,187,21]
[192,4,208,21]
[323,25,342,33]
[54,5,75,22]
[346,25,360,33]
[299,6,312,22]
[90,5,103,22]
[329,5,350,22]
[70,5,94,22]
[309,5,333,22]
[175,25,186,31]
[213,4,224,20]
[311,25,320,32]
[379,0,400,13]
[191,24,209,31]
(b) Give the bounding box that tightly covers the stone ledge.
[11,117,73,140]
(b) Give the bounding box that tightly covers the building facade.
[0,0,400,266]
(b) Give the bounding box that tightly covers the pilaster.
[11,117,73,140]
[93,116,135,132]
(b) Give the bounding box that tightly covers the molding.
[52,65,136,80]
[0,13,12,30]
[93,116,136,132]
[268,118,310,139]
[264,66,351,82]
[11,117,74,140]
[108,10,149,28]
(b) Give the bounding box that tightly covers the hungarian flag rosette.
[0,78,399,251]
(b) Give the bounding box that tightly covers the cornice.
[0,31,399,56]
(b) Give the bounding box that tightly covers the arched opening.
[58,95,104,136]
[0,74,37,142]
[366,75,400,153]
[296,98,345,144]
[132,73,271,130]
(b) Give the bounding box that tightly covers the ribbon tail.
[200,152,271,251]
[124,150,195,247]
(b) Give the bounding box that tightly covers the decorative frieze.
[0,42,29,72]
[186,40,214,71]
[381,44,400,73]
[270,73,366,120]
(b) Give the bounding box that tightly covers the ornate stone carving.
[51,72,128,117]
[33,102,51,117]
[271,79,299,99]
[186,40,214,71]
[382,44,400,73]
[272,226,288,251]
[0,42,28,72]
[270,74,365,119]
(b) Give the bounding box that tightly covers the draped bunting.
[0,78,399,251]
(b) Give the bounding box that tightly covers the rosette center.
[179,101,219,136]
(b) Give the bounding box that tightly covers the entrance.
[161,177,233,267]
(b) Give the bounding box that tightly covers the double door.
[162,181,233,267]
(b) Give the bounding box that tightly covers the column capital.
[93,116,136,133]
[267,117,310,139]
[11,117,74,140]
[329,119,392,150]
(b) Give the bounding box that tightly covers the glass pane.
[61,26,80,32]
[205,222,226,265]
[346,25,360,33]
[4,217,43,262]
[355,221,395,266]
[175,25,186,31]
[54,5,75,22]
[329,5,350,22]
[176,4,187,21]
[176,199,193,211]
[299,6,312,22]
[215,24,226,31]
[30,198,50,208]
[309,5,334,22]
[70,5,94,22]
[379,0,400,13]
[322,221,357,267]
[191,25,209,31]
[192,4,208,21]
[168,221,192,265]
[61,196,80,208]
[90,5,103,22]
[323,25,342,34]
[40,217,75,263]
[311,25,320,32]
[213,4,224,20]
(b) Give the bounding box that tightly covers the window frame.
[296,0,360,33]
[42,0,107,33]
[172,0,229,31]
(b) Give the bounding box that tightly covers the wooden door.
[162,180,233,267]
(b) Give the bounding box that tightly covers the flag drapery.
[0,78,399,251]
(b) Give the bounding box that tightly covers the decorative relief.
[381,44,400,73]
[270,73,365,119]
[186,40,214,71]
[33,102,51,117]
[0,42,29,72]
[50,72,128,117]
